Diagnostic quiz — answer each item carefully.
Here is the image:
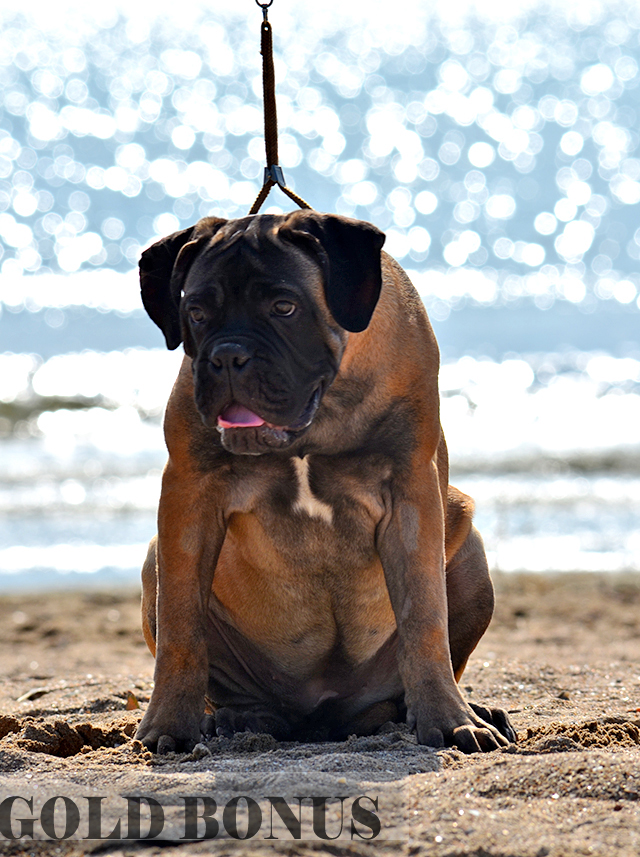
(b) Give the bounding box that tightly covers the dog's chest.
[226,453,386,571]
[216,453,395,673]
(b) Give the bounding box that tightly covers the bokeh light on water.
[0,0,638,315]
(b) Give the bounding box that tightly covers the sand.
[0,571,639,854]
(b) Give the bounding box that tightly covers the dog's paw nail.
[475,728,501,752]
[216,726,233,739]
[157,735,176,755]
[452,725,481,754]
[423,727,445,748]
[200,714,217,739]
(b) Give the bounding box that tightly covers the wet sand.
[0,571,639,854]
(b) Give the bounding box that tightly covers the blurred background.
[1,0,639,589]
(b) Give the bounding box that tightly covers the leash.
[249,0,313,215]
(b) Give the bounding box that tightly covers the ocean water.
[1,0,639,588]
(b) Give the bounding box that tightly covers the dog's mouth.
[217,404,268,430]
[215,387,322,454]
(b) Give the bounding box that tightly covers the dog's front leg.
[136,463,225,754]
[377,457,509,754]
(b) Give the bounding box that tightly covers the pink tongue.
[218,404,265,429]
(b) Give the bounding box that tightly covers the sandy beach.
[0,571,639,854]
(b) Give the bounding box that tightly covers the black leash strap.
[249,0,312,215]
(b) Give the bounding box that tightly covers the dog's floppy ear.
[139,217,226,349]
[280,211,385,333]
[139,227,196,350]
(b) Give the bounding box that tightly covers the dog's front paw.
[468,702,517,744]
[135,704,202,754]
[408,699,512,753]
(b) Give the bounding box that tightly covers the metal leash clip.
[255,0,274,21]
[264,165,285,186]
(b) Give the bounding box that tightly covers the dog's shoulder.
[381,251,428,324]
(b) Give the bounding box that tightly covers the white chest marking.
[292,456,333,524]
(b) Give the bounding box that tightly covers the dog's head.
[139,211,385,454]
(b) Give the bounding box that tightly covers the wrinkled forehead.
[183,224,323,295]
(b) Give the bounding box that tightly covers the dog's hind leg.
[141,536,158,657]
[445,527,517,744]
[445,525,494,682]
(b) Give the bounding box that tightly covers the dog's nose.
[209,341,252,371]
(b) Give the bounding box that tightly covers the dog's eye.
[188,307,205,324]
[272,300,296,317]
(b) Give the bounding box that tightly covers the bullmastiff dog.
[135,211,516,754]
